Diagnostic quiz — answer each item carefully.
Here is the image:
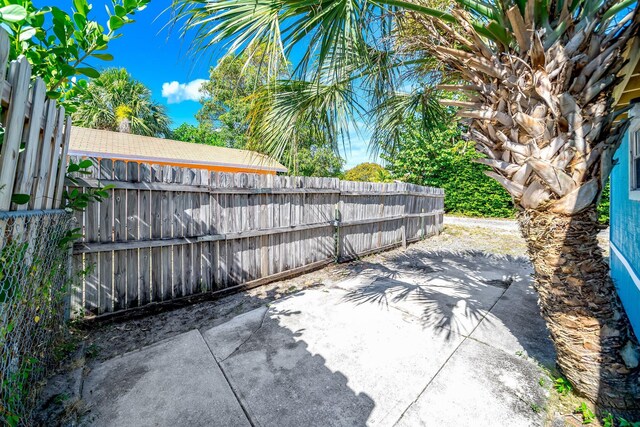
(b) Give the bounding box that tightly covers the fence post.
[401,184,407,249]
[64,244,74,320]
[401,222,407,249]
[334,201,341,262]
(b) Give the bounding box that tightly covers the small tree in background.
[195,46,345,177]
[344,163,391,182]
[171,123,224,146]
[295,145,345,178]
[197,44,288,149]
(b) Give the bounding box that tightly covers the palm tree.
[171,0,640,412]
[72,68,171,137]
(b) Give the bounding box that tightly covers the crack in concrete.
[391,283,511,427]
[217,307,269,364]
[199,330,257,427]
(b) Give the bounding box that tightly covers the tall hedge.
[382,121,515,218]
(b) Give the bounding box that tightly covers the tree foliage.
[344,163,391,182]
[383,120,515,218]
[295,145,345,178]
[198,45,287,149]
[72,68,171,137]
[0,0,149,111]
[196,45,345,177]
[598,181,611,224]
[171,123,224,146]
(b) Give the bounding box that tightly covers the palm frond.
[369,84,451,157]
[247,79,365,163]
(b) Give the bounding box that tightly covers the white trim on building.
[611,242,640,293]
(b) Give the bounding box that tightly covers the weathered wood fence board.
[69,158,444,317]
[0,56,70,211]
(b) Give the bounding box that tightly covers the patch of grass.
[53,338,79,363]
[53,393,71,404]
[530,402,542,413]
[542,372,640,427]
[554,376,573,396]
[575,402,596,424]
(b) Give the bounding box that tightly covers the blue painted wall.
[610,130,640,336]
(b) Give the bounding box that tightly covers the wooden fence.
[0,35,71,212]
[69,158,444,318]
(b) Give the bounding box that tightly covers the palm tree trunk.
[518,207,640,415]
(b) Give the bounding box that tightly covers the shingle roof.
[69,126,288,173]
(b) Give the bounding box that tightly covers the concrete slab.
[471,275,557,369]
[395,338,548,427]
[81,330,250,427]
[75,249,554,427]
[335,252,522,336]
[203,306,269,361]
[204,287,465,427]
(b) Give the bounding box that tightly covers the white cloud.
[161,79,207,104]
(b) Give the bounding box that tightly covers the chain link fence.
[0,209,73,426]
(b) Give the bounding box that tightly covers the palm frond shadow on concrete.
[340,249,532,343]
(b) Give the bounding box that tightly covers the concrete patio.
[79,250,555,427]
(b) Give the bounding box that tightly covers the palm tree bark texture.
[399,3,640,412]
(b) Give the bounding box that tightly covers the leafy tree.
[198,45,287,149]
[171,123,224,146]
[197,46,345,177]
[72,68,171,137]
[344,163,391,182]
[383,120,514,217]
[172,0,640,410]
[295,145,345,178]
[0,0,149,111]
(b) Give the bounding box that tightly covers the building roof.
[615,38,640,110]
[68,126,288,173]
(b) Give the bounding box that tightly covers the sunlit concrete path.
[80,251,554,427]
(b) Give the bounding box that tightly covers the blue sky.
[47,1,376,168]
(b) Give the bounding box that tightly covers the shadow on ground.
[340,249,556,368]
[37,244,556,427]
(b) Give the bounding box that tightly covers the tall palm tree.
[171,0,640,412]
[72,68,171,137]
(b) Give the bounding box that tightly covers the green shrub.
[382,120,515,218]
[598,181,610,225]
